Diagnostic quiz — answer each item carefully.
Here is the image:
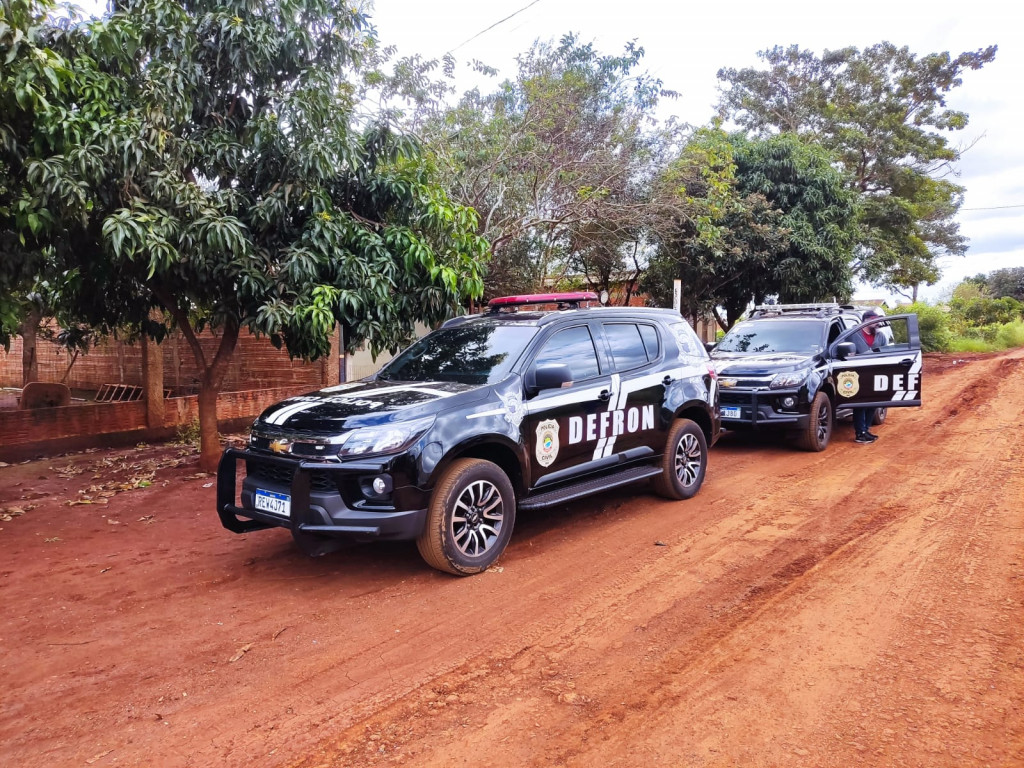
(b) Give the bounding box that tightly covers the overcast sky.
[365,0,1023,300]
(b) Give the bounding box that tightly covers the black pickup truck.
[709,303,922,451]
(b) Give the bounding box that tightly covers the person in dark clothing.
[852,307,885,443]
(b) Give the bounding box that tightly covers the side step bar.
[519,466,662,511]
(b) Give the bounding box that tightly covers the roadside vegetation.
[905,267,1024,352]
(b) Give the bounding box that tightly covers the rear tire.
[872,407,888,426]
[652,419,707,500]
[417,459,516,576]
[797,391,832,452]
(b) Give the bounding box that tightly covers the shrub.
[995,320,1024,349]
[906,301,952,352]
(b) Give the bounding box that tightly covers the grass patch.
[948,337,996,353]
[995,319,1024,348]
[946,319,1024,353]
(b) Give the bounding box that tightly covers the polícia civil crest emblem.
[535,419,560,467]
[837,371,860,398]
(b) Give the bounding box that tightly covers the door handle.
[598,389,611,402]
[899,358,915,367]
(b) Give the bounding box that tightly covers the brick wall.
[0,386,310,462]
[1,328,331,392]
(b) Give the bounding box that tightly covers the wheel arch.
[434,437,525,498]
[674,402,714,446]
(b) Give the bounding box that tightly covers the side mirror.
[528,363,574,396]
[704,341,717,354]
[835,341,856,361]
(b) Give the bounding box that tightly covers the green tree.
[717,43,997,298]
[984,267,1024,301]
[21,0,487,470]
[421,34,679,300]
[643,129,856,329]
[0,0,76,363]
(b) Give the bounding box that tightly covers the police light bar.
[487,292,600,310]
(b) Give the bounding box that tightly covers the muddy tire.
[796,391,832,452]
[652,419,707,500]
[417,458,516,576]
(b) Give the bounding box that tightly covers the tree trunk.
[197,377,222,474]
[19,308,42,386]
[194,324,240,473]
[154,288,240,474]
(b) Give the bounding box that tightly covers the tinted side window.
[638,324,660,361]
[534,326,601,381]
[604,323,648,372]
[827,320,843,345]
[670,322,703,358]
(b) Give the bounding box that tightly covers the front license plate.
[254,489,291,517]
[720,406,742,419]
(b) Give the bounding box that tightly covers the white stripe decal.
[467,408,506,420]
[267,400,321,425]
[524,385,607,414]
[595,374,621,460]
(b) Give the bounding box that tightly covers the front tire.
[652,419,707,500]
[417,459,516,576]
[797,391,832,451]
[872,407,888,426]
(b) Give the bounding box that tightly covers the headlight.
[336,416,435,458]
[769,369,811,389]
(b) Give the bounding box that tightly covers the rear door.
[593,320,667,459]
[829,314,922,408]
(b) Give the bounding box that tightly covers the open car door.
[829,314,922,409]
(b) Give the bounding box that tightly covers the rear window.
[715,319,824,354]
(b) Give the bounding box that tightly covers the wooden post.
[141,332,165,428]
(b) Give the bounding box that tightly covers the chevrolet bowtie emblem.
[719,378,738,388]
[269,438,291,454]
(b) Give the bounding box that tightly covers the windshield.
[715,319,824,354]
[376,323,537,385]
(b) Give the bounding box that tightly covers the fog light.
[372,477,387,495]
[781,396,797,409]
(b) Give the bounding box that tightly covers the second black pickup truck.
[709,303,922,451]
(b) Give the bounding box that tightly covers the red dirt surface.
[2,348,1022,767]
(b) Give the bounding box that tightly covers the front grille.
[245,460,338,493]
[720,391,753,406]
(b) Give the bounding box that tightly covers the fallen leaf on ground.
[229,643,253,662]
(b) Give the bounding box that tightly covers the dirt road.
[2,348,1022,767]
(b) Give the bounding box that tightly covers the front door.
[830,314,923,408]
[521,323,614,487]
